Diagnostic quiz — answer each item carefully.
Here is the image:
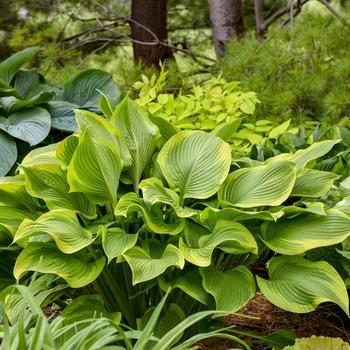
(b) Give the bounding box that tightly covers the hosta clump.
[1,97,350,329]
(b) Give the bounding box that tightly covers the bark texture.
[131,0,171,67]
[209,0,245,57]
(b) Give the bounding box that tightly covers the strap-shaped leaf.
[111,97,159,188]
[13,209,94,253]
[219,160,296,208]
[14,243,105,288]
[102,227,138,263]
[123,244,184,284]
[0,130,17,176]
[0,107,51,146]
[139,178,197,218]
[157,131,231,202]
[67,129,122,205]
[179,220,257,267]
[291,169,339,197]
[22,163,96,218]
[261,209,350,255]
[115,192,185,235]
[257,256,349,315]
[200,265,256,313]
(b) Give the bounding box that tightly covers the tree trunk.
[209,0,245,57]
[254,0,265,42]
[131,0,171,67]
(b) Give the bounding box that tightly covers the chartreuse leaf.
[56,135,79,167]
[139,177,197,218]
[0,207,38,233]
[0,130,17,176]
[19,144,58,169]
[14,243,105,288]
[157,131,231,202]
[283,336,350,350]
[115,192,185,235]
[219,160,296,208]
[13,209,94,253]
[291,169,339,197]
[111,97,159,187]
[268,120,290,138]
[22,163,96,218]
[102,227,138,263]
[67,129,122,205]
[261,209,350,255]
[123,244,184,284]
[257,256,349,315]
[98,90,116,119]
[211,118,242,141]
[179,220,257,267]
[200,265,256,313]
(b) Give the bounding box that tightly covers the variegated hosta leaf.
[75,109,131,168]
[334,196,350,216]
[0,176,38,210]
[283,336,350,350]
[115,192,185,235]
[102,227,138,263]
[277,202,327,217]
[219,160,296,208]
[123,244,185,284]
[19,144,58,170]
[139,178,197,218]
[111,97,159,188]
[291,169,339,197]
[56,135,79,167]
[14,243,105,288]
[261,209,350,255]
[157,131,231,202]
[200,265,256,313]
[159,267,213,305]
[22,163,96,218]
[257,256,349,315]
[13,209,94,253]
[179,220,257,267]
[67,129,122,205]
[0,207,38,234]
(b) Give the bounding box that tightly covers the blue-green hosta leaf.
[13,209,94,253]
[0,130,17,176]
[0,207,38,234]
[261,209,350,255]
[46,101,79,132]
[283,336,350,350]
[111,97,159,187]
[13,68,41,98]
[157,131,231,202]
[19,144,58,170]
[139,178,197,218]
[102,227,138,263]
[123,244,184,284]
[0,176,38,210]
[257,255,349,315]
[0,107,51,146]
[22,163,96,218]
[62,69,120,107]
[219,160,296,208]
[0,47,39,83]
[75,109,131,168]
[180,220,257,267]
[14,243,105,288]
[115,192,185,235]
[56,135,79,167]
[291,169,339,197]
[67,129,122,205]
[200,265,256,313]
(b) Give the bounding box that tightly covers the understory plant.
[0,97,350,333]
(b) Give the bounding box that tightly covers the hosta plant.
[0,47,120,176]
[1,97,349,331]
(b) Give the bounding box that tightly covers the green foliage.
[283,336,350,350]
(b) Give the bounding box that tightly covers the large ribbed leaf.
[123,244,185,284]
[139,178,197,218]
[115,192,185,235]
[261,209,350,255]
[291,169,339,197]
[0,107,51,146]
[111,97,159,188]
[14,243,105,288]
[157,131,231,202]
[257,256,349,314]
[102,227,138,263]
[22,163,96,218]
[283,336,350,350]
[0,207,38,233]
[179,220,257,267]
[219,160,296,208]
[67,129,122,205]
[200,265,256,313]
[13,209,94,253]
[0,130,17,176]
[19,143,58,169]
[46,100,78,132]
[56,135,79,167]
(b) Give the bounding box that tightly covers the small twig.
[318,0,350,26]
